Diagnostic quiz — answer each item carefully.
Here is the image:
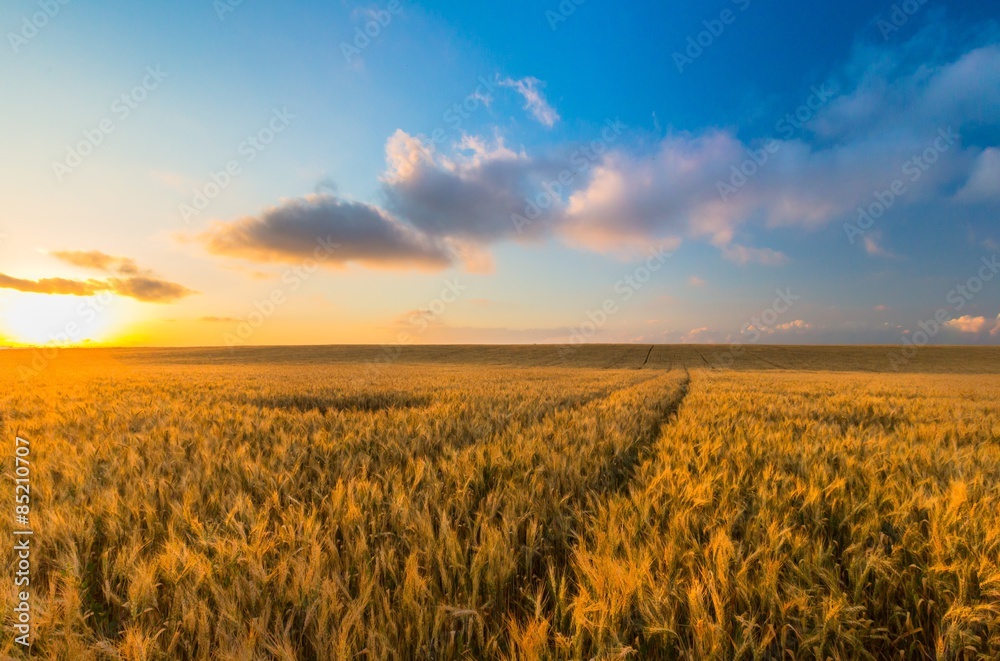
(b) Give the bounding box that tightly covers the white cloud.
[957,148,1000,202]
[498,76,560,128]
[863,232,898,258]
[679,327,714,343]
[774,319,811,332]
[721,244,789,266]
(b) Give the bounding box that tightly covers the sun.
[0,292,124,345]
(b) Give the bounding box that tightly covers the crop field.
[2,346,1000,659]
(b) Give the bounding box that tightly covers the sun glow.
[0,292,125,346]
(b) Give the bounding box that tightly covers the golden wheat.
[1,348,998,659]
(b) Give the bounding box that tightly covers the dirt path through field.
[600,368,691,494]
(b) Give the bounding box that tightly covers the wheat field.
[2,346,999,659]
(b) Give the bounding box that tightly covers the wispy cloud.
[0,272,195,302]
[50,250,141,275]
[721,244,789,266]
[498,76,560,127]
[0,250,195,302]
[862,232,898,258]
[956,147,1000,202]
[0,274,105,297]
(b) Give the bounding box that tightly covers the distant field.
[2,347,999,658]
[7,343,1000,373]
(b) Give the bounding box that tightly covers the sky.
[1,0,999,348]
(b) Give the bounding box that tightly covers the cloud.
[721,244,789,266]
[688,276,706,287]
[50,250,140,275]
[946,314,1000,336]
[957,147,1000,202]
[560,37,1000,259]
[0,272,194,302]
[0,250,195,302]
[560,132,744,251]
[382,131,565,244]
[668,319,816,345]
[774,319,811,332]
[198,131,571,273]
[946,315,988,334]
[197,195,454,271]
[862,232,898,258]
[109,276,195,302]
[498,76,560,127]
[744,319,812,335]
[0,274,104,296]
[200,316,240,323]
[195,30,1000,275]
[678,327,717,343]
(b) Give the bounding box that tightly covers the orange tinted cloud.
[0,273,104,296]
[945,316,988,333]
[0,272,195,302]
[107,276,195,302]
[50,250,140,275]
[0,250,196,303]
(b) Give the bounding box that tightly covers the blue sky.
[1,0,999,347]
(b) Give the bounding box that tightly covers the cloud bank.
[194,29,999,273]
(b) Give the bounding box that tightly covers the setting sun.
[0,292,123,346]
